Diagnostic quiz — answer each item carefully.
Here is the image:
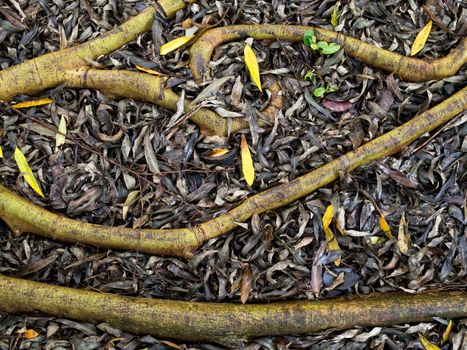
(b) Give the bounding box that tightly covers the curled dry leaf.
[322,98,353,112]
[14,147,45,198]
[240,134,255,186]
[160,36,194,56]
[55,115,67,151]
[240,266,253,304]
[411,20,432,56]
[397,212,410,254]
[12,98,52,108]
[244,43,262,92]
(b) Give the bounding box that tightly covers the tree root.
[189,24,467,82]
[0,274,465,346]
[1,87,465,258]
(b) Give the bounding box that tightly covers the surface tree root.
[0,275,465,346]
[1,87,465,258]
[189,24,467,82]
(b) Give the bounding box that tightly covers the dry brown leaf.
[240,266,253,304]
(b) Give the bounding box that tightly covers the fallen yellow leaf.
[12,98,52,109]
[21,329,39,339]
[441,320,452,344]
[244,44,262,92]
[322,205,341,266]
[122,190,139,221]
[14,147,45,198]
[411,20,432,56]
[419,334,441,350]
[160,36,194,56]
[240,134,255,186]
[331,1,340,27]
[206,148,229,158]
[135,64,166,76]
[0,146,3,158]
[379,215,393,239]
[55,115,67,151]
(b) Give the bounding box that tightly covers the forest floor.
[0,0,466,349]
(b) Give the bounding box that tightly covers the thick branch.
[1,87,465,257]
[189,24,467,82]
[0,275,465,346]
[0,0,195,101]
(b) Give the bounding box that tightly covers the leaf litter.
[0,0,466,349]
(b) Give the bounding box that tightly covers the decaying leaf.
[322,205,341,266]
[411,20,432,56]
[205,148,229,158]
[379,215,393,239]
[14,147,45,198]
[240,134,255,186]
[20,329,39,339]
[441,320,452,344]
[244,43,262,92]
[419,334,441,350]
[397,212,410,254]
[55,115,67,151]
[12,98,52,109]
[122,190,140,220]
[240,266,253,304]
[160,36,194,56]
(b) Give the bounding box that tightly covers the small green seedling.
[313,82,338,98]
[304,30,341,55]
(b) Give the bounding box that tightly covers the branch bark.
[1,87,465,257]
[0,275,465,346]
[189,24,467,82]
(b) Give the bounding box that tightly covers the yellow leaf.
[160,36,194,56]
[322,205,341,266]
[135,64,166,76]
[379,215,393,239]
[441,320,452,344]
[411,20,432,56]
[419,334,441,350]
[322,204,334,229]
[55,115,67,151]
[0,146,3,158]
[122,190,140,220]
[244,44,262,92]
[206,148,229,158]
[240,134,255,186]
[21,329,39,339]
[14,147,45,198]
[331,1,340,27]
[12,98,52,109]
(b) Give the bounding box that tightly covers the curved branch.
[189,24,467,83]
[0,0,196,102]
[1,87,465,257]
[0,275,465,346]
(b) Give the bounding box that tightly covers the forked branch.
[1,87,465,257]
